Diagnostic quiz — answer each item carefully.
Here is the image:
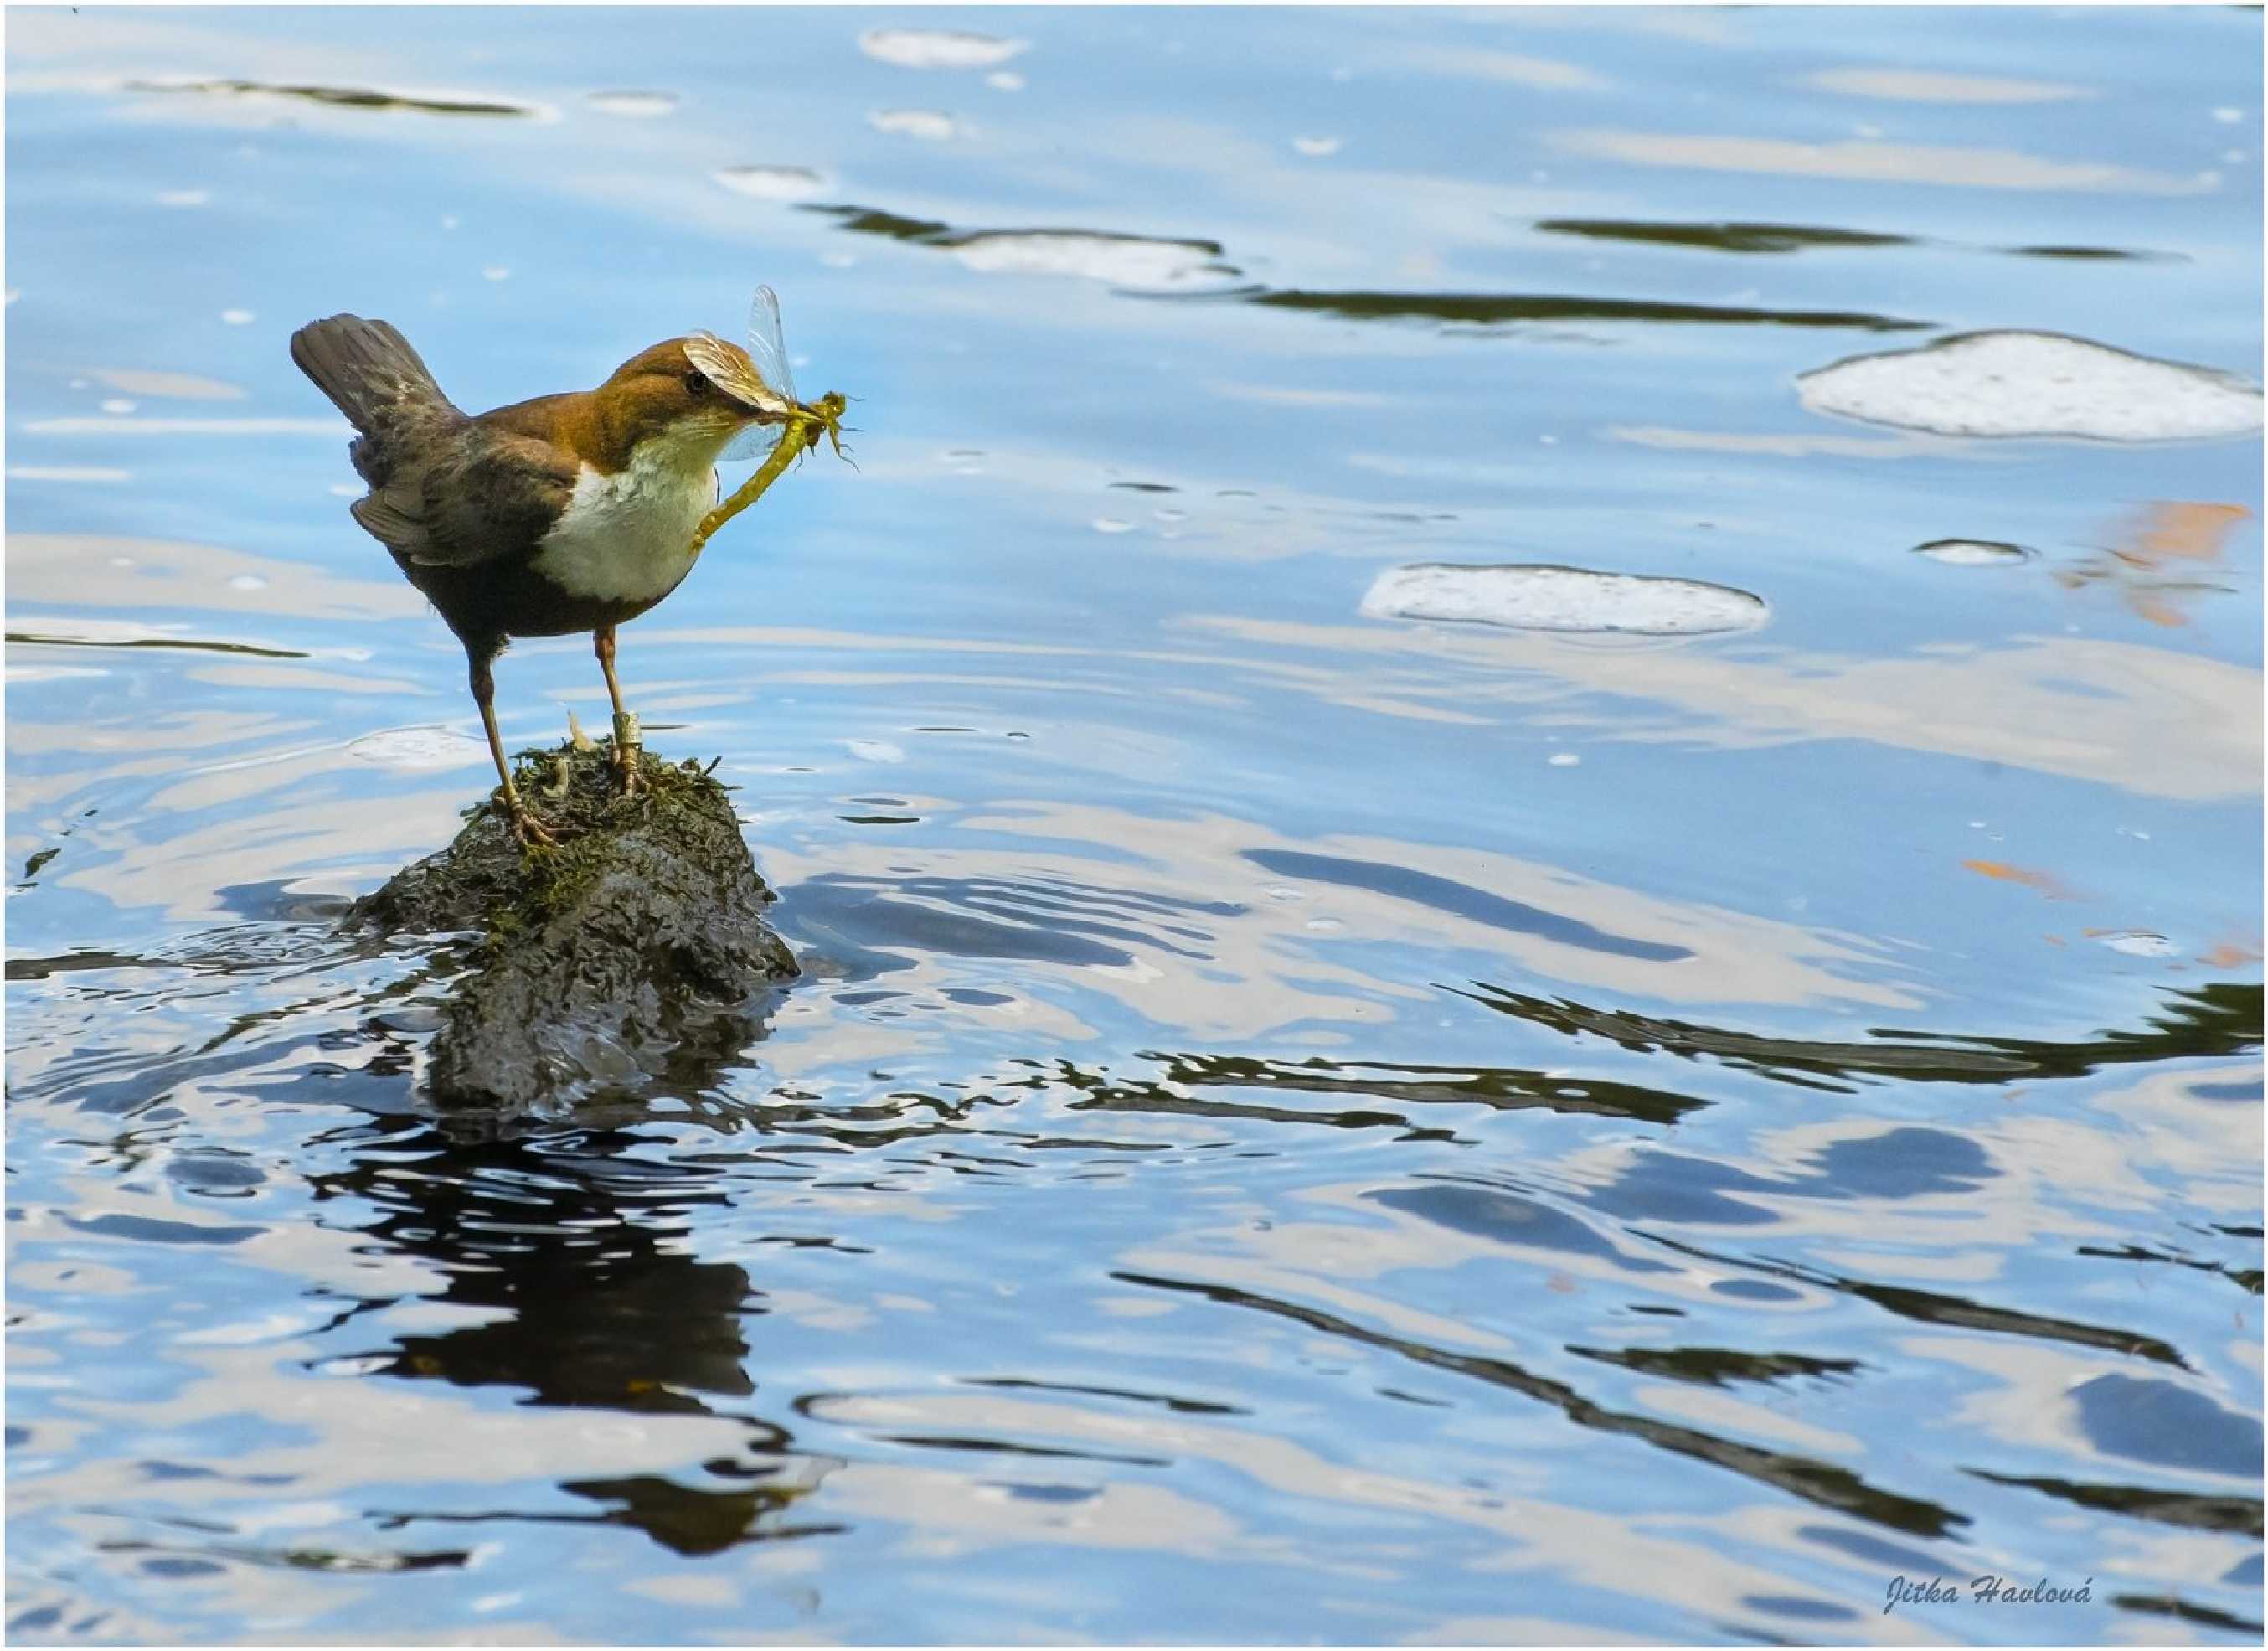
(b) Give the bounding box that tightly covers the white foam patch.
[869,108,956,141]
[22,416,345,436]
[860,28,1027,70]
[1553,130,2211,195]
[347,727,487,771]
[1799,331,2264,441]
[586,90,679,117]
[94,368,246,400]
[1915,539,2032,565]
[947,231,1229,290]
[8,467,131,483]
[11,617,192,647]
[1807,68,2085,104]
[1361,564,1769,636]
[712,165,827,201]
[2095,930,2176,957]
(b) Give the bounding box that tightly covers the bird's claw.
[501,800,559,849]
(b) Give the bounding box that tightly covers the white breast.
[532,442,719,606]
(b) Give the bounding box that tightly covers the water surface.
[6,6,2262,1643]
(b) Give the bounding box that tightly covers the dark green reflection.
[805,204,1234,273]
[97,1539,470,1574]
[126,79,533,117]
[1457,982,2263,1093]
[2078,1243,2263,1296]
[1645,1232,2190,1369]
[2109,1595,2264,1637]
[2004,244,2171,261]
[1245,289,1926,331]
[7,632,307,660]
[1533,219,1915,255]
[806,201,1924,329]
[7,947,164,981]
[806,204,954,242]
[1053,1047,1707,1134]
[1116,1269,1967,1537]
[1568,1345,1863,1387]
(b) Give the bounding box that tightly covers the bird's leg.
[472,650,555,847]
[594,624,639,795]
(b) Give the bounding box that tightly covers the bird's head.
[594,334,791,464]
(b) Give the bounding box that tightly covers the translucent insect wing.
[748,285,797,405]
[720,285,798,462]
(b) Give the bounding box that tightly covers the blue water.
[7,6,2261,1642]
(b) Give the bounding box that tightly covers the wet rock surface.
[348,740,797,1113]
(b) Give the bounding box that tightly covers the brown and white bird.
[291,316,789,844]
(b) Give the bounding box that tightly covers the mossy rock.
[348,740,797,1114]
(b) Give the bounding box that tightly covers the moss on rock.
[348,740,797,1114]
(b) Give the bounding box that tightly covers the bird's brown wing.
[373,426,582,569]
[348,489,434,560]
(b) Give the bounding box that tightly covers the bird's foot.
[498,797,560,849]
[611,757,642,798]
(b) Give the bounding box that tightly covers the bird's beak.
[683,331,791,420]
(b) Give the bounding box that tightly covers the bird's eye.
[683,369,710,397]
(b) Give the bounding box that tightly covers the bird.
[291,315,790,844]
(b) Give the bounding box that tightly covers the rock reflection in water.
[310,1126,840,1557]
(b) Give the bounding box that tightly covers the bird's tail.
[289,314,461,487]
